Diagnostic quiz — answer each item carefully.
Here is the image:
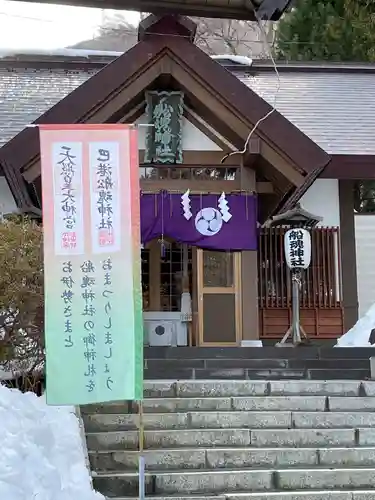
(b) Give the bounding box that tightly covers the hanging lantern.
[284,228,311,270]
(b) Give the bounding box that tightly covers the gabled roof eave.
[0,20,330,187]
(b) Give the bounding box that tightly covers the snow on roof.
[0,48,123,60]
[0,48,253,66]
[211,54,253,66]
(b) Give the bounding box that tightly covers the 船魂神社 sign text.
[284,228,311,270]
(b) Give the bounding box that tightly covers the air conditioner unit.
[147,320,175,346]
[144,312,188,346]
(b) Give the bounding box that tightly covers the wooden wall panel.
[260,307,344,339]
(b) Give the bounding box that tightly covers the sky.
[0,0,140,49]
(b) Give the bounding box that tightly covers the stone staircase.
[143,347,372,380]
[82,379,375,500]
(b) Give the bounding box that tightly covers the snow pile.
[0,385,104,500]
[211,54,253,66]
[335,302,375,347]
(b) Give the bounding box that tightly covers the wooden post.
[240,163,259,342]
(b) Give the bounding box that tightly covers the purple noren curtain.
[140,191,257,251]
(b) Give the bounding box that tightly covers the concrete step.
[143,380,269,398]
[142,396,326,413]
[143,346,375,360]
[86,428,252,450]
[292,412,375,429]
[93,468,375,497]
[86,427,365,451]
[94,469,273,497]
[306,369,369,380]
[146,357,371,371]
[250,429,356,448]
[82,396,375,415]
[84,410,293,432]
[277,468,375,490]
[85,377,375,500]
[80,380,375,403]
[84,410,375,433]
[329,397,375,411]
[143,367,370,380]
[141,380,374,398]
[110,493,373,500]
[89,447,375,472]
[142,347,372,380]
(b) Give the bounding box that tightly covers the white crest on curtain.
[218,192,232,222]
[181,189,192,220]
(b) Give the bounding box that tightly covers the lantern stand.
[283,268,304,345]
[264,204,323,347]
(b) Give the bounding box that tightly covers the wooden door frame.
[196,249,242,346]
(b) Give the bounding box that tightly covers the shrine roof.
[0,50,373,157]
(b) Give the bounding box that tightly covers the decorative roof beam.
[4,0,293,21]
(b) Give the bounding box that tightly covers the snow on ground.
[0,384,104,500]
[336,302,375,347]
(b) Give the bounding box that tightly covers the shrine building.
[0,14,374,346]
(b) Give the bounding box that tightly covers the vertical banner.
[40,124,143,405]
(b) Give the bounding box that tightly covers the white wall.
[299,179,340,227]
[355,214,375,317]
[135,114,222,151]
[0,176,17,214]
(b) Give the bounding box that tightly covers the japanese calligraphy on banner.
[284,228,311,270]
[40,124,143,406]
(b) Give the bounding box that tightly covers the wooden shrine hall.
[0,14,359,347]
